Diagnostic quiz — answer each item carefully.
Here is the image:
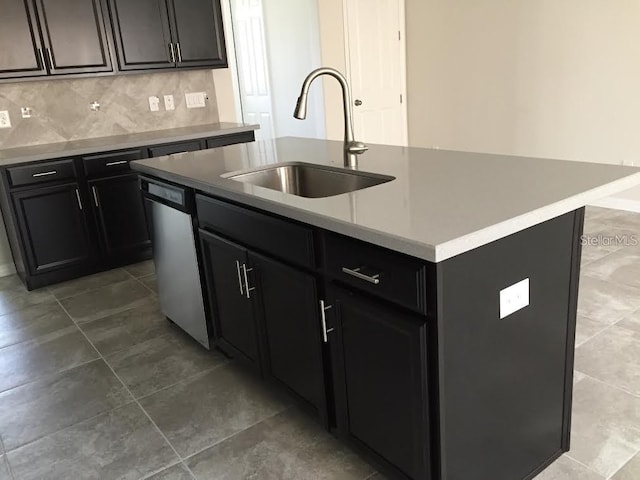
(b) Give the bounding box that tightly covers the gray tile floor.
[0,207,640,479]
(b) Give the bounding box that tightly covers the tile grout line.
[0,435,15,480]
[47,269,134,302]
[123,267,157,297]
[575,369,640,400]
[563,452,610,479]
[180,405,293,464]
[53,297,187,468]
[605,452,638,480]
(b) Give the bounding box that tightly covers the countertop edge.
[0,123,259,167]
[133,162,640,263]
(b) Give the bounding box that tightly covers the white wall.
[405,0,640,204]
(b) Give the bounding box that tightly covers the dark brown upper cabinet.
[0,0,113,79]
[109,0,227,71]
[35,0,113,75]
[0,0,47,78]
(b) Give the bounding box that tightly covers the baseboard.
[0,263,16,278]
[588,197,640,213]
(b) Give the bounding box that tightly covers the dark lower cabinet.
[89,174,151,261]
[251,252,327,421]
[328,285,431,480]
[12,183,94,275]
[199,228,328,420]
[199,230,260,367]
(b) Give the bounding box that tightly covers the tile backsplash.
[0,70,219,149]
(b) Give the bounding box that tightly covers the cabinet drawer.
[148,141,202,157]
[322,233,427,314]
[206,132,255,149]
[8,159,77,187]
[82,149,143,177]
[196,195,315,269]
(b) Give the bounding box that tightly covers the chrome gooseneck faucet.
[293,67,368,168]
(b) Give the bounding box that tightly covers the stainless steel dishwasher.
[140,176,211,349]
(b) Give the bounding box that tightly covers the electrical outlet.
[0,111,11,128]
[164,95,175,111]
[185,92,206,109]
[148,96,160,112]
[21,107,33,118]
[499,278,529,319]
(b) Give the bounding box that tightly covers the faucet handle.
[347,141,368,155]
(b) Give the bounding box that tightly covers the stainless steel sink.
[223,162,394,198]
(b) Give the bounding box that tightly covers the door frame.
[341,0,408,146]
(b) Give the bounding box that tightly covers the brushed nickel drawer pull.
[319,300,333,343]
[91,186,99,207]
[105,160,128,167]
[75,189,83,210]
[37,48,46,69]
[242,264,255,299]
[32,170,57,177]
[235,260,244,295]
[176,42,183,63]
[342,267,380,285]
[169,43,176,63]
[46,48,54,69]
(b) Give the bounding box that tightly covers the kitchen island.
[131,138,640,480]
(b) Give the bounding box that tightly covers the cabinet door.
[12,183,93,275]
[328,286,431,480]
[89,174,151,260]
[35,0,113,74]
[199,230,260,368]
[168,0,227,68]
[0,0,47,79]
[108,0,174,70]
[250,252,327,420]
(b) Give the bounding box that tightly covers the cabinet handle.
[341,267,380,285]
[319,300,334,343]
[241,264,255,299]
[37,48,46,70]
[105,160,128,167]
[32,170,57,178]
[75,189,83,210]
[235,260,244,295]
[169,43,176,63]
[176,43,183,63]
[91,186,99,207]
[46,48,54,69]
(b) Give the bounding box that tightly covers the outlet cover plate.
[148,96,160,112]
[499,278,529,319]
[0,111,11,128]
[185,92,206,109]
[164,95,175,111]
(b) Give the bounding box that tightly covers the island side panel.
[435,209,583,480]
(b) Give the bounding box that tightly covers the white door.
[231,0,275,141]
[344,0,407,146]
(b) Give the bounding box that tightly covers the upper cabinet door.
[169,0,227,68]
[35,0,113,74]
[0,0,47,79]
[108,0,175,70]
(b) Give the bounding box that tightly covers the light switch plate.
[164,95,175,111]
[185,92,206,109]
[0,110,11,128]
[148,96,160,112]
[499,278,529,319]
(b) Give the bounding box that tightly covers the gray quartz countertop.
[0,122,258,166]
[131,137,640,262]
